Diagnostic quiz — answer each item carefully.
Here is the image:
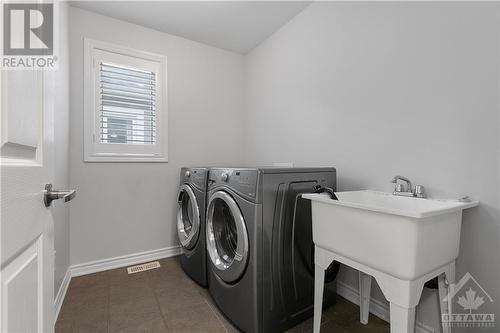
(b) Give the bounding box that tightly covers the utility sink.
[302,190,478,280]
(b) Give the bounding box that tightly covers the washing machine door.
[206,191,249,283]
[177,184,201,250]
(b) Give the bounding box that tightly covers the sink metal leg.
[390,303,416,333]
[359,272,372,324]
[313,264,325,333]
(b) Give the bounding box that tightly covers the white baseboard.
[336,279,435,333]
[70,245,182,277]
[54,268,72,320]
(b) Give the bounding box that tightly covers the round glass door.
[177,184,200,250]
[206,191,249,283]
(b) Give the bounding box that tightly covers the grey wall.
[68,6,245,265]
[244,2,500,330]
[54,2,70,296]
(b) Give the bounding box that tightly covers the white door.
[0,68,56,332]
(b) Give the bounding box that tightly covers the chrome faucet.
[391,175,426,198]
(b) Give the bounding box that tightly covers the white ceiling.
[69,1,311,54]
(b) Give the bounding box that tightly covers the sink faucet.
[391,175,426,198]
[392,175,412,193]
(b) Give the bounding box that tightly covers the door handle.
[44,184,76,207]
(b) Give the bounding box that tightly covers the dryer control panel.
[181,167,208,191]
[208,168,259,199]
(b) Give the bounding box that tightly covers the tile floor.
[56,256,389,333]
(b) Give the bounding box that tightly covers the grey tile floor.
[56,256,389,333]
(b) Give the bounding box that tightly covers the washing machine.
[177,167,209,286]
[206,167,340,332]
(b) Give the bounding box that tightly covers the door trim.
[54,269,72,320]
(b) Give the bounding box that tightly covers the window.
[84,39,167,162]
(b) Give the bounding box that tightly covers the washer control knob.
[221,173,229,182]
[185,171,191,178]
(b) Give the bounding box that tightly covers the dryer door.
[206,191,249,283]
[177,184,201,250]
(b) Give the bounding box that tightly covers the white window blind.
[99,63,156,145]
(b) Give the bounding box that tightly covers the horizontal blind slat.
[101,82,155,95]
[102,105,155,114]
[101,124,154,133]
[102,111,156,119]
[101,69,155,83]
[100,132,155,138]
[101,77,155,90]
[101,99,154,111]
[101,74,154,85]
[101,91,154,102]
[101,125,155,131]
[101,63,153,76]
[101,121,156,128]
[101,88,155,100]
[101,139,156,143]
[102,94,154,105]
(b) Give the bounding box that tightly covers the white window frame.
[84,38,168,162]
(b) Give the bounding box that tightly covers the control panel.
[182,168,207,190]
[208,168,258,198]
